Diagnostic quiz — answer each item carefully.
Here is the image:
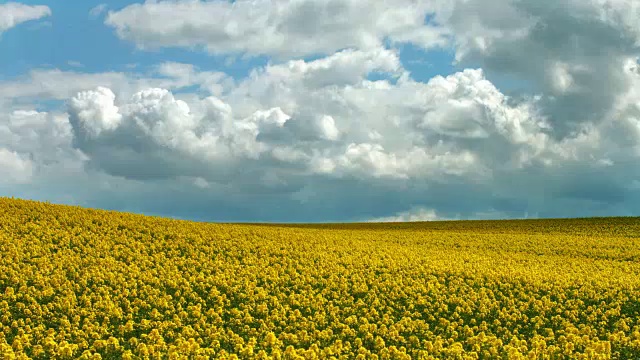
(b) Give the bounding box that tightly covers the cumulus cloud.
[0,2,51,33]
[69,87,122,138]
[433,0,640,138]
[0,110,73,158]
[0,107,85,187]
[66,49,524,187]
[105,0,448,58]
[316,115,339,141]
[54,41,640,222]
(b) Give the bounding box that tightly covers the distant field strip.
[1,198,640,359]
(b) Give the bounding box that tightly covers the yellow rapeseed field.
[1,197,640,359]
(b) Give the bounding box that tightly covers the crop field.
[1,197,640,359]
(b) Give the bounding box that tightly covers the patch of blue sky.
[397,43,456,83]
[484,70,536,98]
[14,97,62,112]
[0,0,270,82]
[397,42,532,98]
[1,0,132,76]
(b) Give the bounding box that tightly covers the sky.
[1,0,640,222]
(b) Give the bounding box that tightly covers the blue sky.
[2,0,640,222]
[1,1,272,94]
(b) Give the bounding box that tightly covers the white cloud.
[89,4,108,18]
[0,70,140,101]
[0,109,80,165]
[316,115,339,141]
[105,0,448,58]
[69,87,122,138]
[369,207,443,222]
[192,176,210,189]
[434,0,640,139]
[332,143,481,180]
[0,65,229,105]
[0,148,33,184]
[0,107,87,193]
[0,2,51,33]
[66,49,530,187]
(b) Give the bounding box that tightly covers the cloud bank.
[105,0,448,58]
[2,0,640,221]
